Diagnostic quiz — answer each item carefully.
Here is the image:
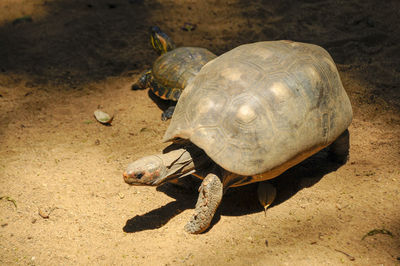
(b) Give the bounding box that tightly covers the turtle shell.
[151,47,217,100]
[163,41,353,176]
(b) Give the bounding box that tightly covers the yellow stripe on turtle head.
[150,26,175,55]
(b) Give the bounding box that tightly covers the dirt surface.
[1,0,400,265]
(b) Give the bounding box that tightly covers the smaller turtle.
[134,26,217,120]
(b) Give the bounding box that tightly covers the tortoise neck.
[161,144,212,181]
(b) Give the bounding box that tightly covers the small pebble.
[94,110,113,124]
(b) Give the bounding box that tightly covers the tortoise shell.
[163,41,353,176]
[151,47,217,101]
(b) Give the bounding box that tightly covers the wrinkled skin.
[123,145,210,186]
[123,146,204,185]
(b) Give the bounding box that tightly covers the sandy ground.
[0,0,399,265]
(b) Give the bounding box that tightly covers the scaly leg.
[184,173,223,234]
[161,105,175,121]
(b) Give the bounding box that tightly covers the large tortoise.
[134,26,217,120]
[124,40,353,234]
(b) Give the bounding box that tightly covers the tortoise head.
[123,155,167,186]
[150,26,176,55]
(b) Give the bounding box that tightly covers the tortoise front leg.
[184,173,223,234]
[132,69,152,90]
[161,105,175,121]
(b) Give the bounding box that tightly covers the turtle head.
[150,26,176,54]
[123,155,167,186]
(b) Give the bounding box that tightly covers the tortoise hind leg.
[184,173,223,234]
[328,129,350,164]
